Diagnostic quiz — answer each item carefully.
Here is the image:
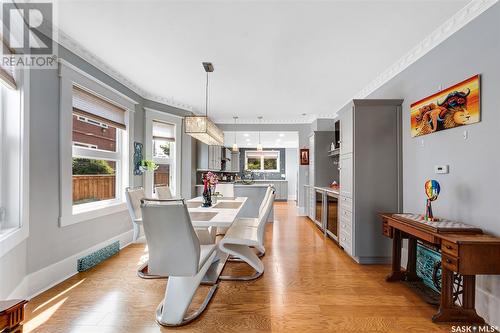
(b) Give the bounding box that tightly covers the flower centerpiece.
[202,171,219,207]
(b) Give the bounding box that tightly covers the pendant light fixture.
[184,62,224,146]
[256,116,263,151]
[232,116,239,152]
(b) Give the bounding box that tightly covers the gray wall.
[0,42,196,290]
[367,4,500,325]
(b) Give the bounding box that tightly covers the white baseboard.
[288,194,297,201]
[354,256,392,264]
[8,229,133,300]
[296,206,306,216]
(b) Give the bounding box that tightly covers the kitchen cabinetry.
[337,99,403,263]
[230,151,240,172]
[197,142,222,171]
[308,131,338,187]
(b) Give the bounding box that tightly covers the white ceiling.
[224,131,298,149]
[56,0,470,123]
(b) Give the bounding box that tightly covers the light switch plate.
[435,165,449,174]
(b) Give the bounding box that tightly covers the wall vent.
[77,241,120,272]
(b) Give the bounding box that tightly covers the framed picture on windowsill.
[300,149,309,165]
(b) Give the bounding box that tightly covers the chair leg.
[132,223,140,242]
[228,248,265,262]
[219,244,264,281]
[137,261,167,279]
[156,252,218,326]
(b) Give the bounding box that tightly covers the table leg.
[432,269,485,323]
[405,237,420,282]
[386,229,405,282]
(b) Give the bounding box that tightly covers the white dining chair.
[155,185,173,200]
[141,198,218,327]
[218,189,275,280]
[232,185,274,256]
[126,187,213,279]
[125,186,145,242]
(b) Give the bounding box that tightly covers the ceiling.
[56,0,470,123]
[224,131,298,149]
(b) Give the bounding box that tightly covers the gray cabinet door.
[340,107,353,155]
[339,153,353,198]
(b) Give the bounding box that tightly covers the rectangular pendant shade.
[184,116,224,146]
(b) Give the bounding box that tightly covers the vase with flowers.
[202,172,219,207]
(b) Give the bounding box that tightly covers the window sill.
[59,201,128,227]
[0,226,29,258]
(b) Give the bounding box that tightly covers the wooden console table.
[0,299,27,333]
[380,213,500,324]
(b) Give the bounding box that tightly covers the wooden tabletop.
[380,213,483,234]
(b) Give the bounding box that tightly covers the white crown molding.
[352,0,498,101]
[57,29,194,111]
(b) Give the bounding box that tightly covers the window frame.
[144,108,182,198]
[244,150,280,172]
[0,67,29,258]
[58,60,136,227]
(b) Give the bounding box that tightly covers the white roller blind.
[72,86,126,129]
[153,121,175,142]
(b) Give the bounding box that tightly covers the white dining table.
[187,196,247,228]
[186,196,248,285]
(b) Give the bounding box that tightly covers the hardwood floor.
[25,202,453,332]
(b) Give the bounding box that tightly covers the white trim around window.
[58,61,137,227]
[244,150,281,172]
[0,68,29,258]
[144,108,182,198]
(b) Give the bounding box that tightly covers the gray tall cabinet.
[338,99,403,264]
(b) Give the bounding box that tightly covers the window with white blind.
[71,86,126,208]
[59,62,135,226]
[151,121,175,193]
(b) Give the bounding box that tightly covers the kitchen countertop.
[304,184,340,195]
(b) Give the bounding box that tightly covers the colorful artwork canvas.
[410,75,480,137]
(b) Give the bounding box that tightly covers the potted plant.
[139,160,159,172]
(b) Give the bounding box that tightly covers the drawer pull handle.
[446,245,453,250]
[446,258,452,264]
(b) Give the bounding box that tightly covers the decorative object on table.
[329,181,339,190]
[411,74,480,137]
[202,176,212,207]
[424,179,441,221]
[299,148,309,165]
[241,169,254,185]
[184,62,224,146]
[140,160,158,172]
[330,142,335,151]
[133,142,144,175]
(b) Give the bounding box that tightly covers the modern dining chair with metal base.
[141,198,218,326]
[218,189,275,281]
[227,185,274,263]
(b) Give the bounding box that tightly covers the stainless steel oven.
[326,193,338,241]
